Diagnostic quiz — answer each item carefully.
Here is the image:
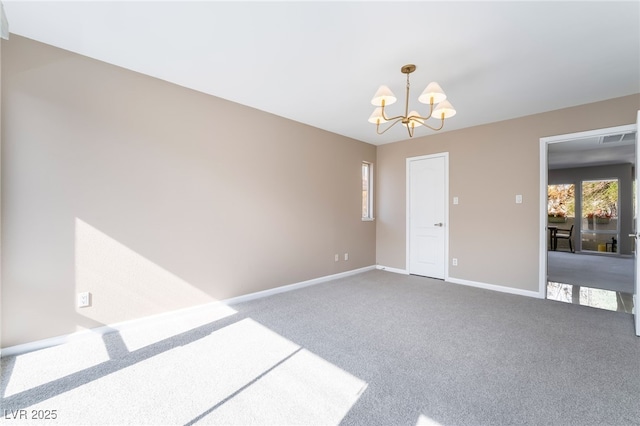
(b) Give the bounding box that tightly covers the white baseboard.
[376,265,409,275]
[1,302,225,359]
[224,265,375,305]
[376,267,541,298]
[1,265,376,358]
[447,276,542,299]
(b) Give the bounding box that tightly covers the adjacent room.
[546,134,636,313]
[1,2,639,425]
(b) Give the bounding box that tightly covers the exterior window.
[362,162,373,220]
[548,184,575,220]
[581,179,619,253]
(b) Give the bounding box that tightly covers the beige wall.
[1,36,376,348]
[2,34,639,349]
[376,94,640,291]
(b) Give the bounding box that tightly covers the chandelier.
[368,64,456,138]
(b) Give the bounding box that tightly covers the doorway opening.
[540,125,637,315]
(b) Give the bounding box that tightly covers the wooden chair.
[553,225,574,252]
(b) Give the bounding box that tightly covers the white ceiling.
[548,131,637,170]
[3,1,639,145]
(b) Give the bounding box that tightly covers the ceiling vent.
[600,132,636,144]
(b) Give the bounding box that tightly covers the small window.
[362,162,374,220]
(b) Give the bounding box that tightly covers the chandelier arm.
[380,104,404,122]
[408,113,433,121]
[376,118,404,135]
[421,118,446,131]
[383,113,406,122]
[407,123,414,138]
[407,102,435,121]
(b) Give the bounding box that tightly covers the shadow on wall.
[74,218,217,328]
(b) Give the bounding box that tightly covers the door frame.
[406,152,450,279]
[636,111,640,336]
[538,123,637,298]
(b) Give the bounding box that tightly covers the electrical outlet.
[453,196,459,205]
[78,291,91,308]
[452,258,458,266]
[334,254,339,262]
[516,194,523,204]
[344,253,349,261]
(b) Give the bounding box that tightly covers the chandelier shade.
[418,82,447,105]
[433,100,457,119]
[368,107,388,124]
[369,64,456,138]
[371,85,397,107]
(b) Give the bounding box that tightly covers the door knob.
[629,233,638,239]
[434,223,443,227]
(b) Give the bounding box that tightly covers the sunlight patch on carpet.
[4,318,366,425]
[117,302,237,352]
[2,335,110,398]
[416,413,444,425]
[198,346,367,425]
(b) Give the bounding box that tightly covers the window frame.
[362,161,374,221]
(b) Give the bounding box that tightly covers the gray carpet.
[2,270,639,425]
[548,251,635,294]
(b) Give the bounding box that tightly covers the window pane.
[547,184,575,218]
[362,163,369,218]
[581,179,618,253]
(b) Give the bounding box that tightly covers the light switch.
[453,197,459,205]
[516,194,523,204]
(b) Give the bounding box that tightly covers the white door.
[407,154,447,279]
[635,110,640,336]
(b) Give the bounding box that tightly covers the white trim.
[540,125,637,145]
[635,110,640,338]
[224,265,375,305]
[635,293,639,337]
[405,152,450,280]
[539,123,638,300]
[1,265,376,358]
[0,2,8,40]
[539,136,549,298]
[448,277,542,299]
[376,265,409,275]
